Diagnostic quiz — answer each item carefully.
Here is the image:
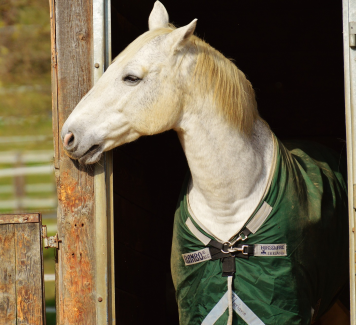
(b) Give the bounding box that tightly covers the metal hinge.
[350,22,356,47]
[42,225,61,249]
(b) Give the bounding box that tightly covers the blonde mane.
[114,26,260,135]
[191,36,259,134]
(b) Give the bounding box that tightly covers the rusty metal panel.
[0,213,45,325]
[50,0,97,323]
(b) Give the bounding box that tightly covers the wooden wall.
[50,0,98,323]
[0,214,45,325]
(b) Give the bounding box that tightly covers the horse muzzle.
[61,128,104,164]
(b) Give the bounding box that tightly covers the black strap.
[241,228,252,239]
[207,239,254,277]
[222,257,236,277]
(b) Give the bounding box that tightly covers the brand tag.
[254,244,287,256]
[182,248,212,265]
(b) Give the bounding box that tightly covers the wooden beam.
[0,214,40,224]
[0,216,45,325]
[15,222,44,325]
[0,224,16,325]
[50,0,97,323]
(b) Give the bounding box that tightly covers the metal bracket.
[350,22,356,47]
[42,225,61,249]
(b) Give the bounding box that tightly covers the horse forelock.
[112,25,175,66]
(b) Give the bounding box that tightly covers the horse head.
[61,1,197,164]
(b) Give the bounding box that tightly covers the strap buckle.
[228,245,249,255]
[221,243,249,255]
[229,232,249,247]
[221,241,233,254]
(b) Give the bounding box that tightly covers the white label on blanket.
[182,248,211,265]
[254,244,287,256]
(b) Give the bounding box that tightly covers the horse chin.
[78,146,103,165]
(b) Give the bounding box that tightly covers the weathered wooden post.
[50,0,114,323]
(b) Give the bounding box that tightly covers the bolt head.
[95,63,100,68]
[98,297,103,302]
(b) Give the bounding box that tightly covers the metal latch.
[350,22,356,47]
[42,225,61,248]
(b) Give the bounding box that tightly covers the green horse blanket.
[171,136,348,325]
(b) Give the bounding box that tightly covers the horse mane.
[114,25,260,135]
[191,36,259,135]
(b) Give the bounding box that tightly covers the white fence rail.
[0,151,53,163]
[0,165,53,178]
[0,198,57,209]
[0,183,54,193]
[0,136,52,144]
[0,150,56,211]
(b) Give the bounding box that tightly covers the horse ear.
[168,19,197,51]
[149,1,169,30]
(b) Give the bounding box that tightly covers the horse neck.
[176,100,274,242]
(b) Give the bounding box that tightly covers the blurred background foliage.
[0,0,52,133]
[0,1,56,323]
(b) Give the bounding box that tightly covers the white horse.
[61,2,349,324]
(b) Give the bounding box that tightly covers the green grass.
[0,118,53,138]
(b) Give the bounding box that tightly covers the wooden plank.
[50,0,59,169]
[0,214,39,225]
[51,0,97,323]
[0,224,16,325]
[15,222,44,324]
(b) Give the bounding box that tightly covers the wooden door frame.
[50,0,115,323]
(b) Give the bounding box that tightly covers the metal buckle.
[227,245,249,255]
[221,242,249,255]
[221,241,232,254]
[229,232,249,247]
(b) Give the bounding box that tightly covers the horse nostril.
[64,132,75,148]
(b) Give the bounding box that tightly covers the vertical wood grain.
[51,0,97,323]
[49,0,59,169]
[15,223,43,325]
[0,224,16,325]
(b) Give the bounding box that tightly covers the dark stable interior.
[111,1,345,324]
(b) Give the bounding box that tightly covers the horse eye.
[123,75,141,84]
